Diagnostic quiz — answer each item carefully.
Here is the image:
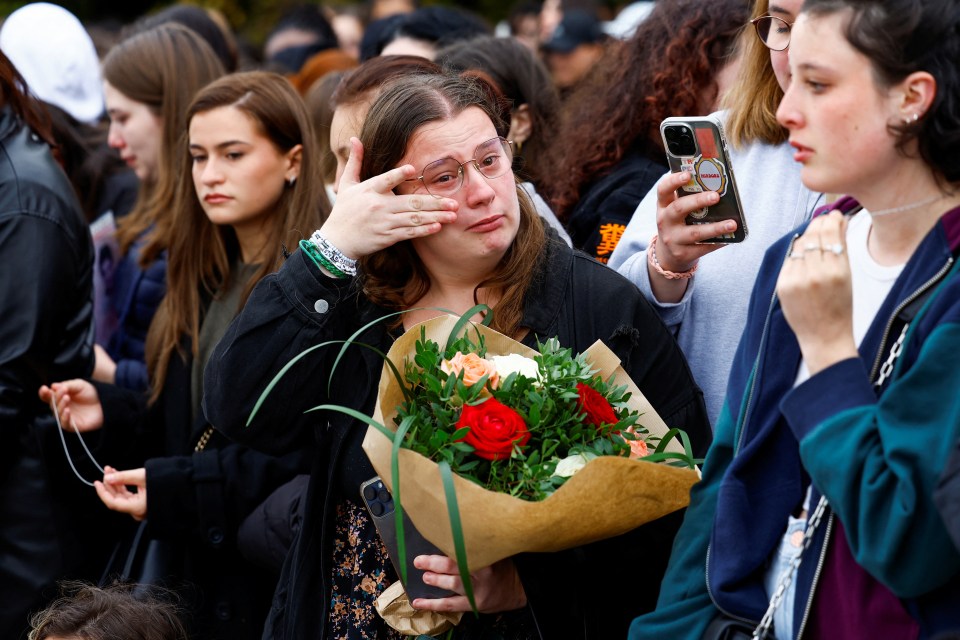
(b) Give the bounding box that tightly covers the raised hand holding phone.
[660,115,747,244]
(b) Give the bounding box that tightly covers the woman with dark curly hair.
[540,0,748,263]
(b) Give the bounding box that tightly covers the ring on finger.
[411,213,421,226]
[824,243,844,256]
[788,251,805,260]
[803,243,822,253]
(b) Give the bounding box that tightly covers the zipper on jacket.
[705,542,761,626]
[795,512,834,640]
[736,235,800,455]
[705,237,801,622]
[867,256,954,381]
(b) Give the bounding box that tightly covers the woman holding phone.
[609,0,824,427]
[631,0,960,637]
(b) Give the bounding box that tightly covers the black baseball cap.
[542,10,605,53]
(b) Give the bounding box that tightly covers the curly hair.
[29,581,187,640]
[803,0,960,184]
[541,0,748,221]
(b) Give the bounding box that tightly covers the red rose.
[576,382,618,428]
[457,397,530,460]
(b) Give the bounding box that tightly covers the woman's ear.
[285,144,303,183]
[507,104,532,147]
[896,70,936,122]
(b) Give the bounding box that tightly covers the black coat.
[204,234,711,640]
[94,325,307,640]
[565,148,666,264]
[0,107,104,639]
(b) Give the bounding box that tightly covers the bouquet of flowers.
[251,311,700,633]
[351,315,699,606]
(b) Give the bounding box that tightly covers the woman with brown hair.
[540,0,748,263]
[95,24,225,392]
[40,71,328,640]
[438,34,571,245]
[203,71,711,640]
[610,0,825,427]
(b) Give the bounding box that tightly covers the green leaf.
[443,304,492,355]
[439,461,476,613]
[392,415,414,585]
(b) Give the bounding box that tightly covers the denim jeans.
[763,515,808,640]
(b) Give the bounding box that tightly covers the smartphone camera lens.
[664,125,697,157]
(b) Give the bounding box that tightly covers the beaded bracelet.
[309,230,358,277]
[648,235,698,280]
[299,239,347,279]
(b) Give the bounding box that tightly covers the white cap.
[0,2,105,123]
[603,1,656,39]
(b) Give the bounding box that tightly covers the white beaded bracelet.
[309,230,358,277]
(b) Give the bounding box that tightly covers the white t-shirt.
[793,211,905,385]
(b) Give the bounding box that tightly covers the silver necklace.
[869,193,944,216]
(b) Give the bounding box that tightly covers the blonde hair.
[722,0,789,147]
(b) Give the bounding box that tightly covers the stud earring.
[287,176,297,187]
[903,112,920,124]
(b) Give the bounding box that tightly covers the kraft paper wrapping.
[361,315,700,571]
[374,582,462,636]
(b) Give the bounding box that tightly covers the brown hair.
[145,71,328,402]
[723,0,790,147]
[0,49,55,147]
[438,35,561,188]
[357,73,546,338]
[332,55,443,109]
[305,70,349,185]
[29,581,187,640]
[103,24,225,265]
[541,0,747,220]
[290,48,358,95]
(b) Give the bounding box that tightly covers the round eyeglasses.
[750,15,792,51]
[408,136,514,198]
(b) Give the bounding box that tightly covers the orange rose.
[625,427,650,458]
[442,352,500,389]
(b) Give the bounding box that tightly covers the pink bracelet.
[648,235,698,280]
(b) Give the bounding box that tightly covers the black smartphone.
[660,115,748,243]
[359,476,455,600]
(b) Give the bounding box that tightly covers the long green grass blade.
[391,415,414,585]
[444,304,492,354]
[439,461,476,613]
[306,404,394,440]
[247,339,344,426]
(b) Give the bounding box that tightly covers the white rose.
[553,452,597,478]
[490,354,540,382]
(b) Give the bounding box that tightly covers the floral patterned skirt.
[328,499,403,640]
[327,498,538,640]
